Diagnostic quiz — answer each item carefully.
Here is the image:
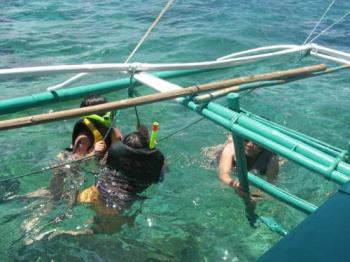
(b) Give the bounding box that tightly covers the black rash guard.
[96,141,164,209]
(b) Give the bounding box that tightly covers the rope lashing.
[326,151,348,179]
[127,67,136,98]
[229,113,243,130]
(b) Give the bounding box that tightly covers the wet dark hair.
[123,131,149,149]
[80,94,107,108]
[80,93,110,117]
[137,124,150,143]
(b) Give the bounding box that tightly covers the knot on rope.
[193,101,208,113]
[326,157,342,178]
[229,113,243,130]
[127,62,141,76]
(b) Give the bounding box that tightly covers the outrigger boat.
[0,42,350,260]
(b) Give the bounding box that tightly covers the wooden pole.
[193,80,287,103]
[0,64,326,131]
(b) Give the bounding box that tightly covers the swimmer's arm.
[266,155,279,183]
[112,127,123,142]
[219,141,235,185]
[81,140,107,163]
[93,140,106,155]
[219,141,249,198]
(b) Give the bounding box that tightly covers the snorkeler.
[78,124,164,205]
[25,94,121,202]
[75,123,165,233]
[46,94,121,201]
[21,94,123,243]
[23,94,165,236]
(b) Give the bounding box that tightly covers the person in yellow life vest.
[20,94,127,241]
[48,94,122,203]
[71,93,122,158]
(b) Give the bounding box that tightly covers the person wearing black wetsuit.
[96,130,165,210]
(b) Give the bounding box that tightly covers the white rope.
[308,11,350,44]
[47,72,87,91]
[217,45,299,61]
[303,0,336,45]
[125,0,175,63]
[46,0,175,91]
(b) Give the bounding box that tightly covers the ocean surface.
[1,0,350,261]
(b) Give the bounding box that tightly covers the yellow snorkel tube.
[82,111,114,143]
[83,118,104,142]
[149,122,159,149]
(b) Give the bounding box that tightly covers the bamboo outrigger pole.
[193,80,286,103]
[0,64,326,131]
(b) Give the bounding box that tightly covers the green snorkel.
[86,111,113,127]
[149,122,159,149]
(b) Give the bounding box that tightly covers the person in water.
[52,92,165,211]
[77,124,165,233]
[23,94,165,238]
[78,124,165,207]
[47,93,122,203]
[219,136,279,193]
[21,94,122,243]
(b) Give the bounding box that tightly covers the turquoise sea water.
[1,0,350,261]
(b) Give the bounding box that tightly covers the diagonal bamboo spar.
[0,64,326,131]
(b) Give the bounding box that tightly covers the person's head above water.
[122,130,149,149]
[244,139,262,158]
[105,124,164,187]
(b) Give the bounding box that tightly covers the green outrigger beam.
[246,111,347,160]
[0,69,207,115]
